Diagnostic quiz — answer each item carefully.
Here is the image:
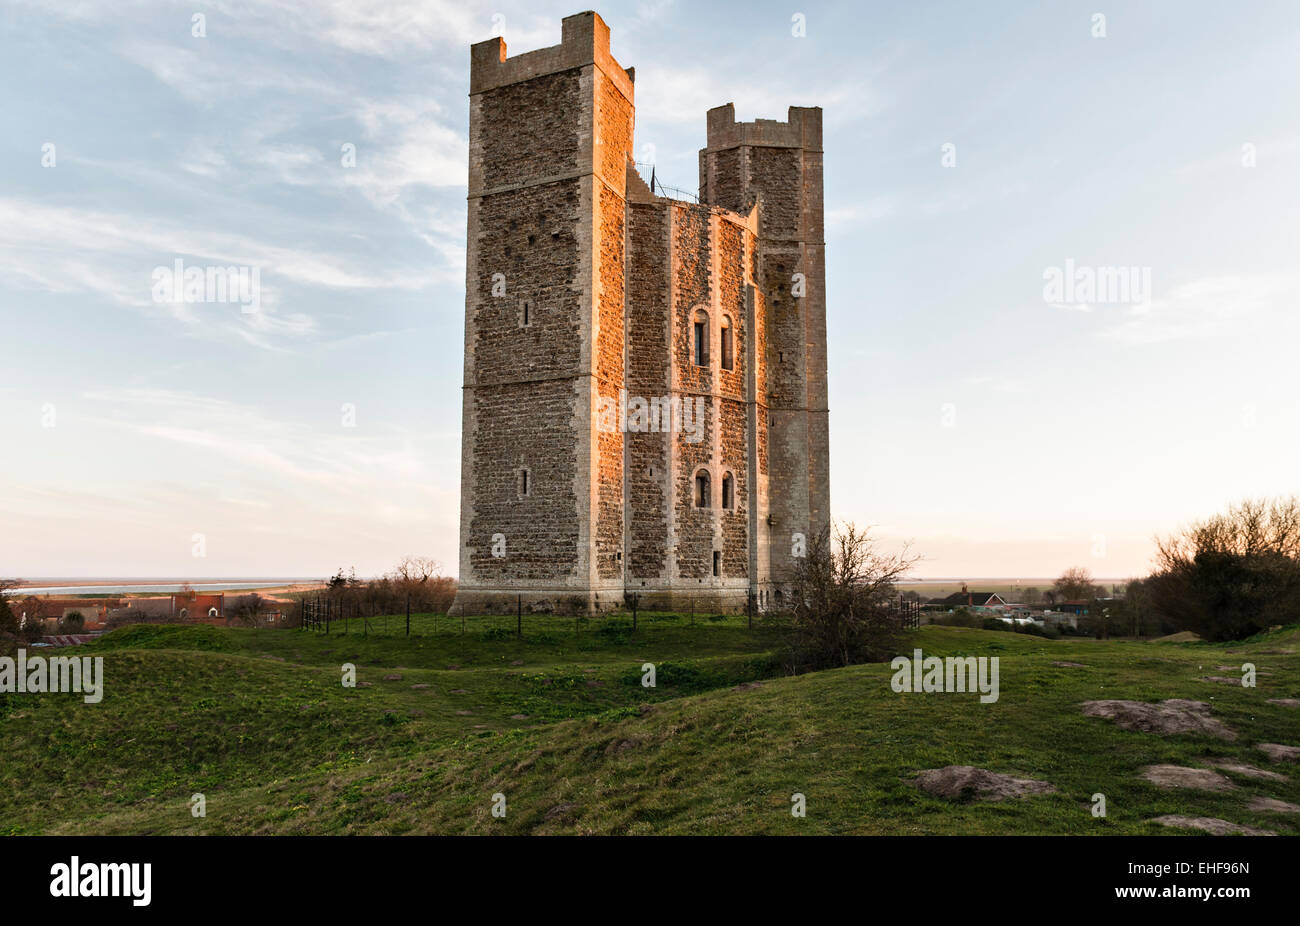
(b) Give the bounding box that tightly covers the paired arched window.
[694,469,710,508]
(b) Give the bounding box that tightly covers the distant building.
[171,591,224,623]
[924,584,1010,610]
[106,597,173,623]
[16,597,111,630]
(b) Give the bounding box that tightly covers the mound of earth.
[1081,699,1236,739]
[1140,765,1234,791]
[1248,797,1300,814]
[1203,759,1286,782]
[1149,815,1274,836]
[1257,743,1300,762]
[1151,631,1202,643]
[913,766,1056,802]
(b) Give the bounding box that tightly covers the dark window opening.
[722,472,734,510]
[694,470,710,508]
[720,317,734,370]
[527,234,535,246]
[519,468,530,497]
[712,551,721,577]
[521,300,532,326]
[693,315,708,366]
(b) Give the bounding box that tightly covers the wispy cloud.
[1103,274,1300,345]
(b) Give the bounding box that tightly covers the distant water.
[16,580,314,595]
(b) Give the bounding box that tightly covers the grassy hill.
[2,617,1297,834]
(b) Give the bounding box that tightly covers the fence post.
[747,590,753,630]
[631,592,638,632]
[405,593,410,637]
[461,602,465,635]
[517,594,522,638]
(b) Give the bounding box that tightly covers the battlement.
[469,11,634,100]
[704,103,822,152]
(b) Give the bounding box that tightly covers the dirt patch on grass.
[1140,764,1235,791]
[1267,699,1300,708]
[544,802,577,820]
[1201,676,1242,685]
[732,681,765,691]
[1081,699,1237,739]
[1202,759,1286,782]
[913,766,1056,802]
[1052,661,1087,668]
[1149,815,1274,835]
[1248,797,1300,813]
[1257,743,1300,762]
[604,736,648,757]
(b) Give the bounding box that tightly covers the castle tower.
[699,105,830,590]
[452,12,828,615]
[454,11,634,613]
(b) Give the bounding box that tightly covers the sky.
[1,0,1297,581]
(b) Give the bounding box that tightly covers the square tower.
[453,12,829,616]
[454,11,634,613]
[699,104,830,588]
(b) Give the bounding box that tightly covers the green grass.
[2,618,1297,835]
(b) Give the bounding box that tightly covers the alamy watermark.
[890,648,999,704]
[151,258,261,313]
[50,857,150,906]
[1042,258,1150,310]
[598,390,705,443]
[0,648,104,703]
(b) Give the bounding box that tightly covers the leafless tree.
[1148,496,1300,641]
[785,522,920,672]
[0,579,21,636]
[1052,567,1094,601]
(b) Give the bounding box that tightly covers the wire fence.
[298,592,922,638]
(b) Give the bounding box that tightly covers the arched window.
[179,608,189,620]
[720,315,734,370]
[692,309,709,366]
[721,471,734,510]
[207,607,219,618]
[694,469,710,508]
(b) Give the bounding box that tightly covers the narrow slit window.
[518,468,530,497]
[720,315,734,370]
[712,550,721,577]
[722,472,734,510]
[694,470,710,508]
[693,309,709,366]
[520,300,532,327]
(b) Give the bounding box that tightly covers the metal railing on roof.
[633,161,699,203]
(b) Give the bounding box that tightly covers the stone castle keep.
[453,11,829,614]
